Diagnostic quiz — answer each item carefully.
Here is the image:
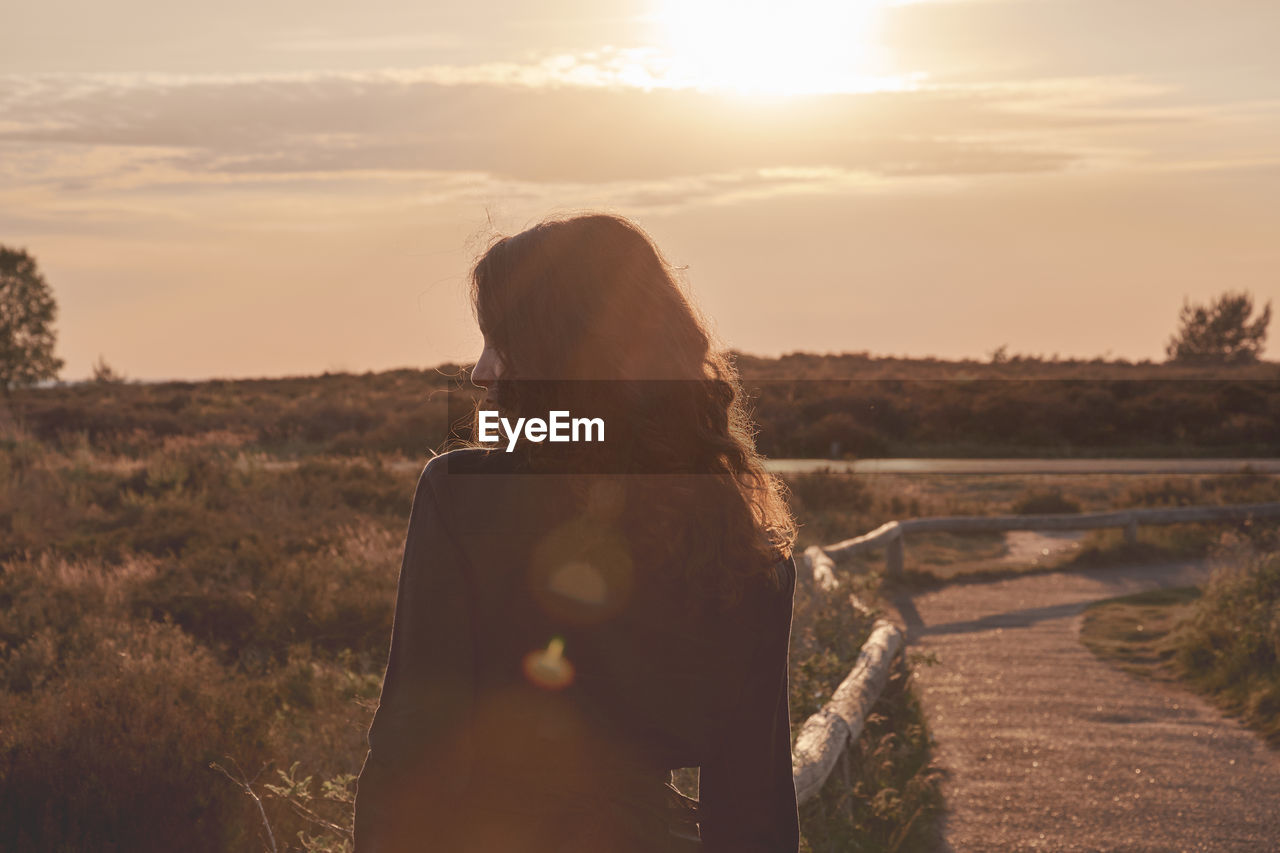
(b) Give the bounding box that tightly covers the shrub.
[783,472,873,518]
[1176,538,1280,744]
[0,619,273,852]
[1123,478,1201,508]
[1011,487,1082,515]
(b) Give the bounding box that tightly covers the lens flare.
[547,560,608,606]
[522,636,575,690]
[530,514,634,625]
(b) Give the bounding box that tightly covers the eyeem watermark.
[478,410,605,452]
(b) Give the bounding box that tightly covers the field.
[3,359,1278,851]
[9,355,1280,464]
[0,387,941,852]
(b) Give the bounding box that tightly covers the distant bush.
[780,471,898,551]
[91,355,126,384]
[1011,487,1082,515]
[1123,478,1201,508]
[783,472,873,519]
[798,412,891,458]
[1166,290,1271,365]
[1121,472,1280,511]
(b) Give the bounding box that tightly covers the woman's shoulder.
[416,448,562,533]
[417,447,524,497]
[422,446,520,479]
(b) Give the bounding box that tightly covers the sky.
[4,0,1279,380]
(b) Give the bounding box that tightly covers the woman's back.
[354,448,799,852]
[356,212,800,852]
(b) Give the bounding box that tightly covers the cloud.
[0,67,1180,183]
[884,0,1280,99]
[265,34,464,54]
[3,39,1276,225]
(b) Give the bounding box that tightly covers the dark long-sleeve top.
[354,448,799,853]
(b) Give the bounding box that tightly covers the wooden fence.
[789,542,906,806]
[790,608,903,804]
[820,501,1280,579]
[788,498,1280,804]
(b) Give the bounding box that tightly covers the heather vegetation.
[4,354,1276,850]
[9,367,462,460]
[734,352,1280,458]
[1081,528,1280,748]
[1176,536,1280,745]
[0,425,407,851]
[9,355,1280,462]
[0,381,944,852]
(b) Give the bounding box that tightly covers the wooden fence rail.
[791,614,904,805]
[789,541,906,805]
[820,501,1280,578]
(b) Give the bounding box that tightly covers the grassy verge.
[796,653,944,853]
[1079,586,1202,679]
[1080,534,1280,748]
[786,554,943,853]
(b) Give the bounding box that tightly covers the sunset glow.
[3,0,1278,379]
[653,0,900,94]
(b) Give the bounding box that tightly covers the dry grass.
[1080,586,1202,679]
[0,414,947,851]
[1080,531,1280,749]
[7,361,1274,849]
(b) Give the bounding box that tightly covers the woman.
[354,213,799,852]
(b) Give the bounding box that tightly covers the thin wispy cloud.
[266,33,464,54]
[0,66,1216,195]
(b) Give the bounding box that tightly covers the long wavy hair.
[465,213,796,607]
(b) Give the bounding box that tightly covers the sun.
[652,0,897,96]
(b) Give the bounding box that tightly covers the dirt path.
[893,561,1280,852]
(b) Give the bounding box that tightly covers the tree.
[1165,290,1272,365]
[1,245,64,394]
[91,354,126,384]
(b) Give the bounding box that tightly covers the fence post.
[838,749,855,821]
[806,545,839,592]
[1124,513,1138,545]
[886,534,904,579]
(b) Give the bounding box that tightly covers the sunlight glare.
[523,636,575,690]
[653,0,896,95]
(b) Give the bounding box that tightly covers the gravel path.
[893,561,1280,852]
